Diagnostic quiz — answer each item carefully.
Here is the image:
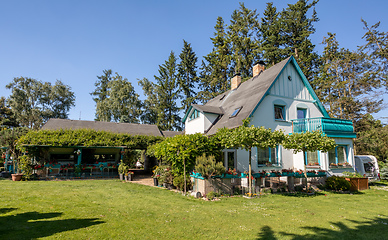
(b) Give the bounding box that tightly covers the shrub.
[380,166,388,180]
[18,155,33,179]
[342,171,364,178]
[195,154,225,179]
[172,175,192,191]
[325,176,351,191]
[206,191,220,200]
[118,160,129,175]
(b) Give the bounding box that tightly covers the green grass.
[1,179,388,239]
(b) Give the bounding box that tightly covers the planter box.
[345,177,369,191]
[11,173,23,181]
[191,177,236,196]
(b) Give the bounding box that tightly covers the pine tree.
[228,3,261,80]
[198,16,231,103]
[178,40,198,113]
[154,51,182,131]
[260,2,285,66]
[280,0,320,81]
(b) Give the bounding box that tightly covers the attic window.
[189,109,200,121]
[230,107,242,118]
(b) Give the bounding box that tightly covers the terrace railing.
[291,117,356,138]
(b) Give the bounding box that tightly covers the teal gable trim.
[249,56,330,119]
[182,106,193,123]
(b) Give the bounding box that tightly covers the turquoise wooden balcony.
[291,117,356,138]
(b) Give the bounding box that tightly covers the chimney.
[231,73,241,90]
[253,61,265,77]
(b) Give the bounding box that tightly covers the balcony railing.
[291,117,356,138]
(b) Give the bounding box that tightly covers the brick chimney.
[252,61,265,77]
[231,73,241,90]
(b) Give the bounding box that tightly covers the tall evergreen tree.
[198,16,231,103]
[154,51,182,131]
[280,0,320,81]
[90,69,113,121]
[178,40,198,113]
[0,96,19,128]
[138,78,158,124]
[228,3,261,80]
[260,2,285,66]
[316,33,382,121]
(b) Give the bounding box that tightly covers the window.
[305,151,319,166]
[297,108,307,119]
[329,145,348,167]
[258,147,279,166]
[274,105,285,120]
[230,107,242,118]
[189,109,200,121]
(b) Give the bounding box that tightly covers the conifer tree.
[280,0,320,81]
[91,69,113,121]
[154,51,182,131]
[198,16,231,103]
[227,3,260,80]
[178,40,198,113]
[260,2,285,66]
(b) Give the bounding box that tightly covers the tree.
[91,69,113,121]
[138,78,158,124]
[6,77,75,129]
[280,0,320,81]
[215,123,285,195]
[178,40,199,113]
[315,33,383,121]
[154,51,182,131]
[108,73,141,123]
[198,16,231,103]
[260,2,285,66]
[0,127,30,173]
[283,131,336,175]
[227,3,261,79]
[0,97,19,129]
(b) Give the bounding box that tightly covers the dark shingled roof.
[41,119,163,137]
[203,57,291,135]
[191,104,224,115]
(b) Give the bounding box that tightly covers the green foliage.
[172,175,192,191]
[178,40,199,113]
[342,171,364,178]
[91,70,142,123]
[283,130,336,154]
[152,133,221,177]
[325,176,351,191]
[138,78,158,124]
[17,129,163,149]
[0,96,19,128]
[205,191,220,201]
[118,160,129,175]
[18,155,33,178]
[0,127,30,171]
[195,154,225,179]
[5,77,75,129]
[154,51,182,131]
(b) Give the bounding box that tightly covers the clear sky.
[1,0,387,123]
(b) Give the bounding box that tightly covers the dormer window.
[189,109,200,121]
[230,107,242,118]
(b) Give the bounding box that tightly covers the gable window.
[189,109,200,121]
[305,151,319,166]
[297,108,307,119]
[274,105,285,121]
[258,147,280,167]
[329,145,348,168]
[230,107,242,118]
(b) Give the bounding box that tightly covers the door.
[224,150,236,170]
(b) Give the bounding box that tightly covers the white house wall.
[185,111,205,135]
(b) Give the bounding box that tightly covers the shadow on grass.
[256,216,388,239]
[0,208,104,239]
[280,192,326,198]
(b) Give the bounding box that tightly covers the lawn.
[1,179,387,240]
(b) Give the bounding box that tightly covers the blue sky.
[1,0,387,122]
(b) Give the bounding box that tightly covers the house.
[183,56,356,176]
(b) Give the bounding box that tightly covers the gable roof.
[41,119,164,137]
[195,56,329,135]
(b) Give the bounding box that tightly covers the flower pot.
[12,174,23,181]
[119,174,124,181]
[124,175,128,181]
[153,178,158,186]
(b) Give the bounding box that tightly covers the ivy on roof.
[17,129,164,149]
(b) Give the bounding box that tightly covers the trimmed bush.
[325,176,351,191]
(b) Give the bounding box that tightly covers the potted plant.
[118,160,129,181]
[343,171,369,191]
[126,171,134,181]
